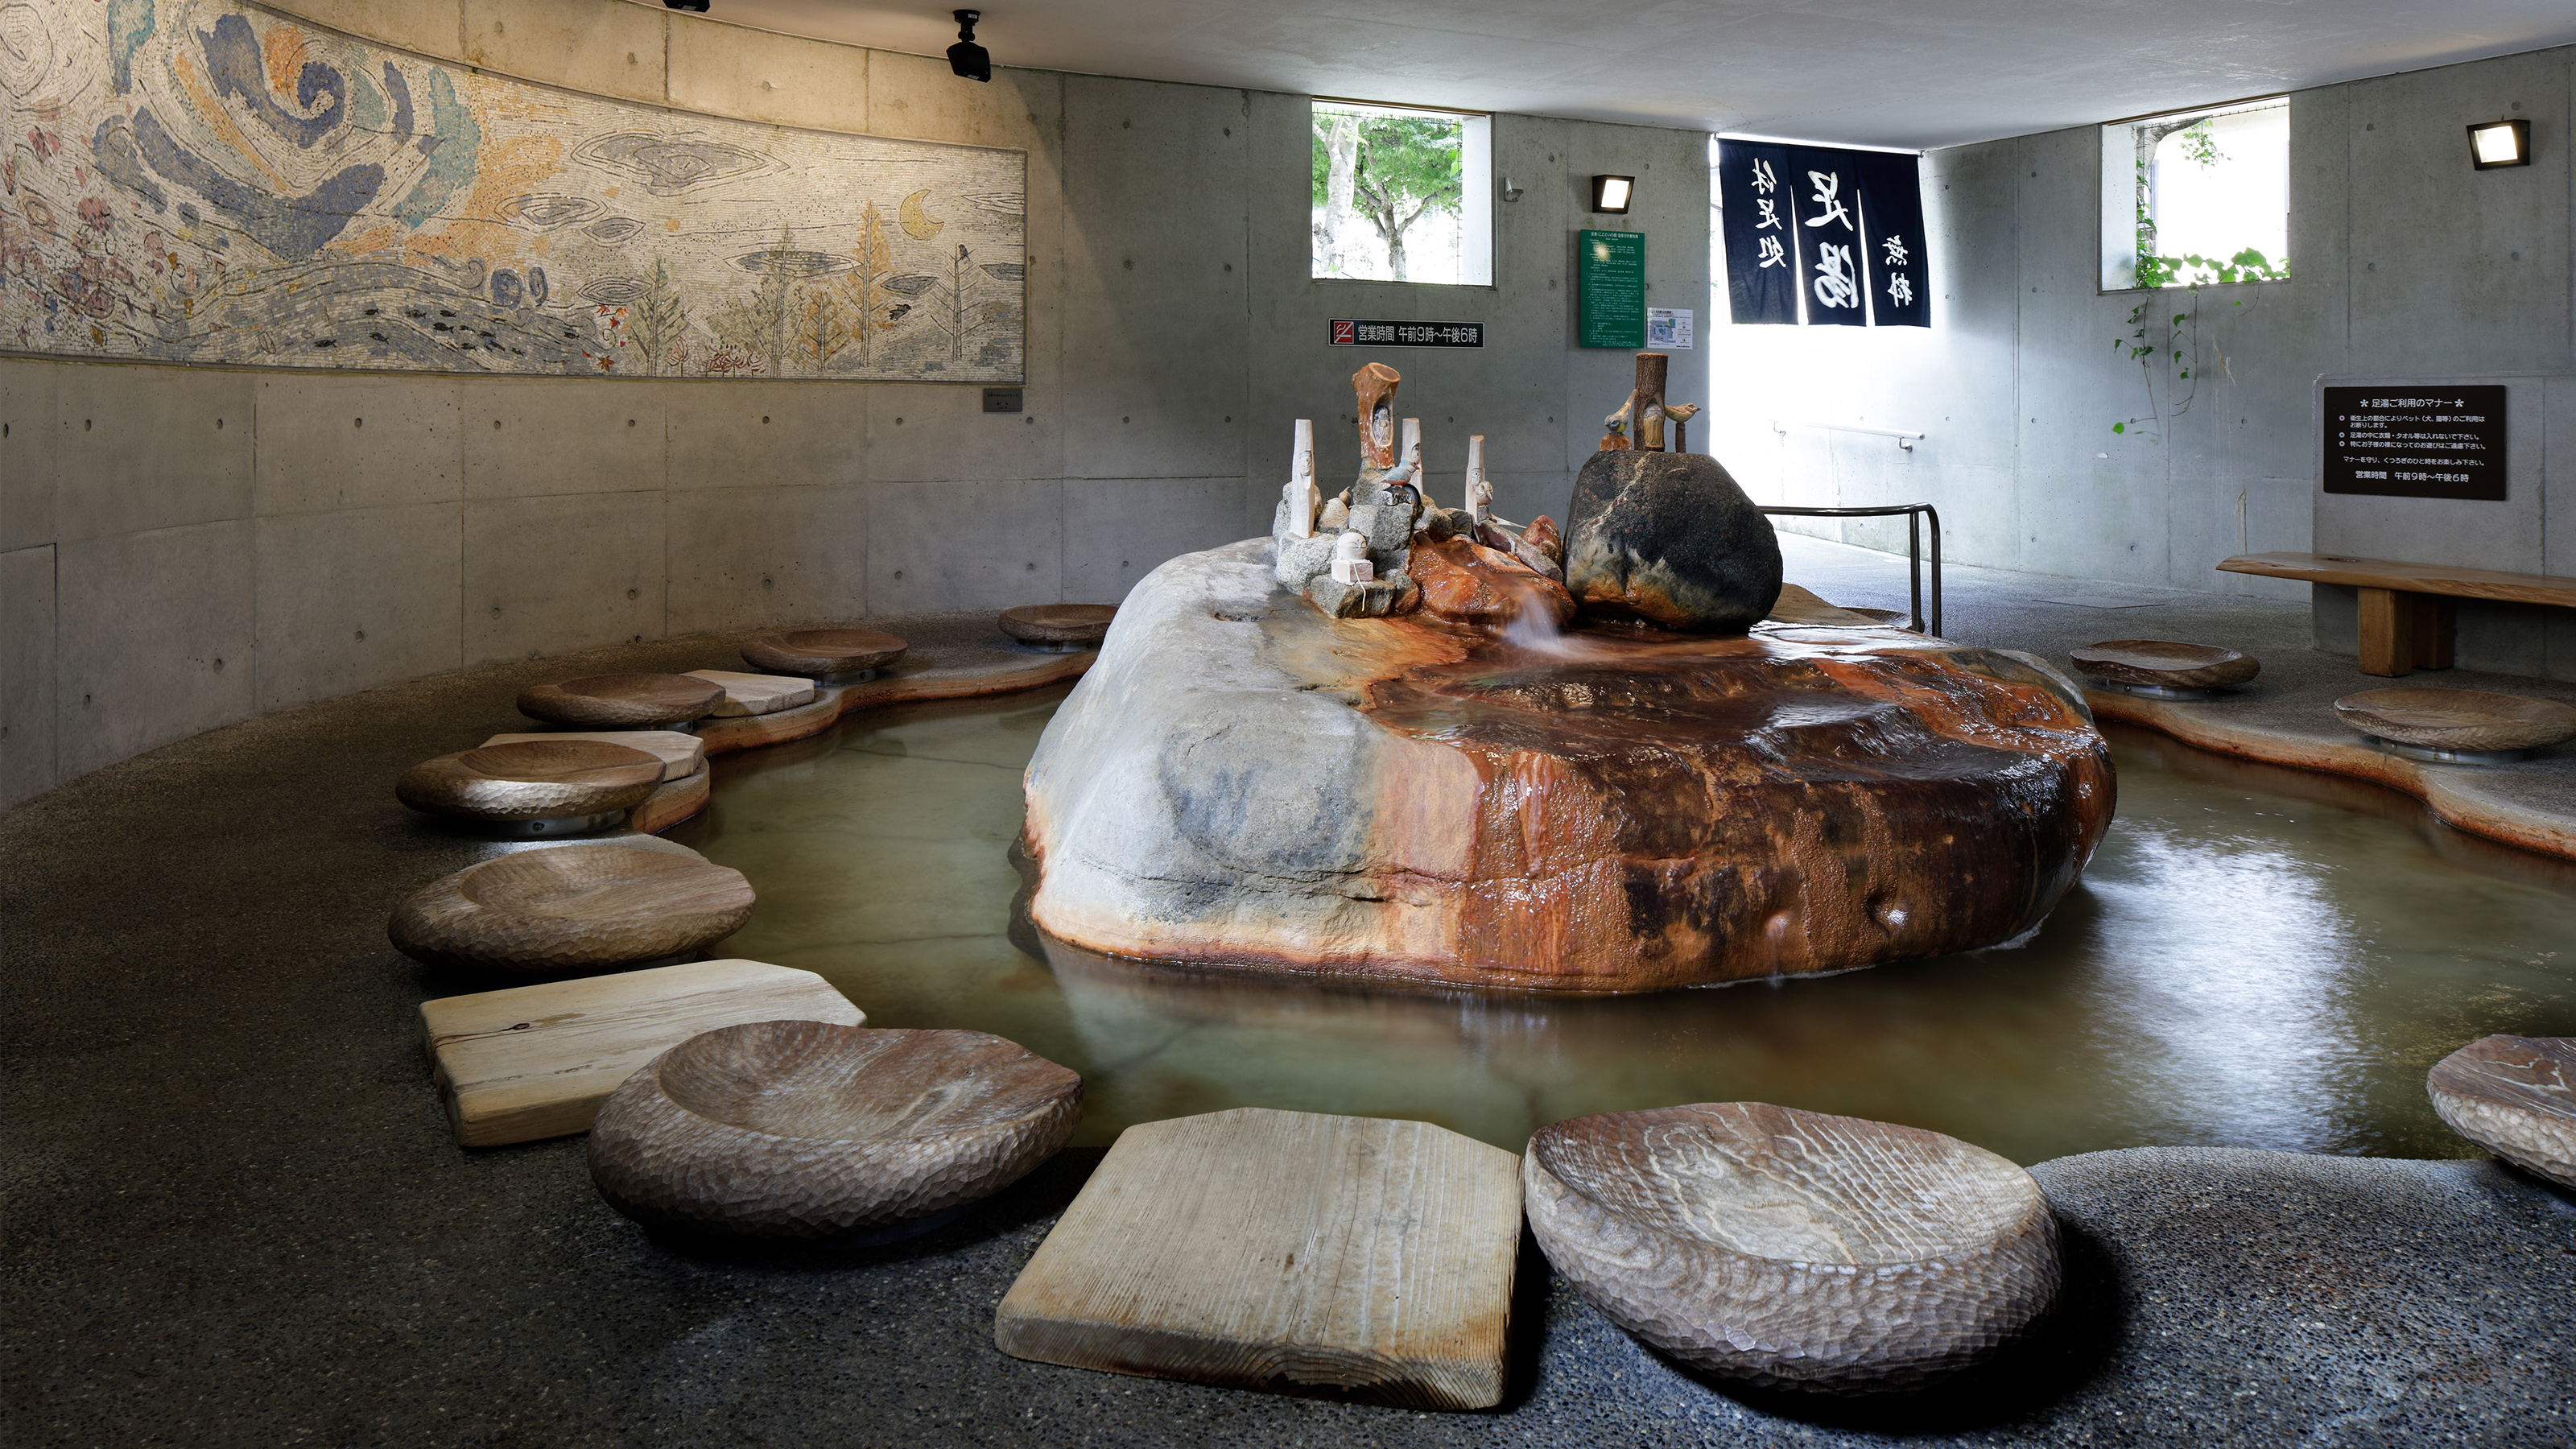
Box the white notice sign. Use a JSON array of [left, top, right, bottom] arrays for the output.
[[1647, 308, 1695, 349]]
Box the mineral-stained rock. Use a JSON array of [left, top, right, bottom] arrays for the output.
[[1022, 539, 2113, 994], [1522, 514, 1564, 565], [1410, 535, 1575, 635], [1564, 451, 1782, 634]]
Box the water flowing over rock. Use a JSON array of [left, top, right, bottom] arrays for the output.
[[1019, 540, 2114, 994]]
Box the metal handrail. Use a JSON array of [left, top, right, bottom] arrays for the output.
[[1757, 503, 1942, 637], [1772, 419, 1926, 451]]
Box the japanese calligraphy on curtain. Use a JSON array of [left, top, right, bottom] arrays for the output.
[[1716, 142, 1928, 330]]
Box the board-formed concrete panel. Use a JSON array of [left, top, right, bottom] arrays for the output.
[[0, 543, 56, 808], [54, 522, 255, 778], [52, 366, 253, 543], [665, 484, 868, 634], [461, 382, 671, 502], [663, 17, 869, 134], [254, 503, 464, 712], [459, 0, 667, 105], [665, 384, 866, 493], [462, 493, 664, 664], [0, 361, 59, 554], [1061, 477, 1248, 602], [866, 478, 1059, 615], [254, 376, 464, 517]]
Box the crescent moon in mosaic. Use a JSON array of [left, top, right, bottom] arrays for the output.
[[899, 189, 944, 240]]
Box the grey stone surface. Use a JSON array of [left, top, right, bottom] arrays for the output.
[[1565, 451, 1781, 634], [4, 599, 2571, 1446]]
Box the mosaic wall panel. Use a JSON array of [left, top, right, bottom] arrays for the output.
[[0, 0, 1027, 379]]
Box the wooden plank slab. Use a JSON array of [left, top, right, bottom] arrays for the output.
[[993, 1107, 1521, 1410], [483, 730, 705, 782], [420, 959, 863, 1148], [684, 669, 819, 716], [2218, 551, 2576, 608]]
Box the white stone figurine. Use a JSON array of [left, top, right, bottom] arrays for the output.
[[1283, 419, 1319, 538], [1401, 419, 1428, 509], [1330, 530, 1375, 585], [1464, 436, 1491, 524]]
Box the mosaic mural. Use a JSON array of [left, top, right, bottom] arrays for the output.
[[0, 0, 1027, 379]]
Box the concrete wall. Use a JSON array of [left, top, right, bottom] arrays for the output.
[[0, 0, 1710, 809], [1706, 44, 2576, 680]]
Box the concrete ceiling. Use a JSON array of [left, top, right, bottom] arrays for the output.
[[628, 0, 2576, 150]]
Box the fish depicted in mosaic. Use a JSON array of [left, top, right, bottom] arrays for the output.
[[0, 0, 1027, 380]]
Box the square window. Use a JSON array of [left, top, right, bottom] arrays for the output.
[[2099, 98, 2289, 290], [1311, 101, 1492, 287]]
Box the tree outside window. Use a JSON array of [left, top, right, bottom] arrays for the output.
[[1311, 101, 1492, 286]]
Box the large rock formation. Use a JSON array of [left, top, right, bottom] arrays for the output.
[[1563, 451, 1782, 633], [1020, 539, 2113, 994]]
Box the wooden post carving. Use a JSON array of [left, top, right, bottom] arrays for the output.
[[1352, 364, 1402, 469], [1631, 352, 1670, 452]]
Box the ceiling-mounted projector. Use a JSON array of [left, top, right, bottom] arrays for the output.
[[948, 10, 990, 82]]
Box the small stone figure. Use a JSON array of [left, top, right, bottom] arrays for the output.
[[1282, 419, 1319, 538], [1352, 364, 1402, 469], [1401, 419, 1428, 509], [1331, 530, 1375, 585], [1464, 436, 1492, 525]]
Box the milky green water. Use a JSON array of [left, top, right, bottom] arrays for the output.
[[670, 686, 2576, 1165]]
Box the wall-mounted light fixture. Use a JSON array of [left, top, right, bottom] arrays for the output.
[[1591, 175, 1634, 213], [948, 9, 991, 82], [661, 0, 708, 11], [2467, 118, 2530, 170], [1499, 177, 1525, 204]]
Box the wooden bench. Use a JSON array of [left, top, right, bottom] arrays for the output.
[[2217, 551, 2576, 677]]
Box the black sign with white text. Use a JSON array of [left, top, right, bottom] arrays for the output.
[[2323, 386, 2507, 501], [1329, 319, 1484, 348]]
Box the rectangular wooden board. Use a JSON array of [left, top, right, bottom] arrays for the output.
[[684, 670, 819, 716], [421, 959, 862, 1148], [2217, 552, 2576, 608], [483, 730, 706, 782], [993, 1107, 1521, 1410]]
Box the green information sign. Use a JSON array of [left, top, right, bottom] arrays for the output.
[[1578, 229, 1645, 349]]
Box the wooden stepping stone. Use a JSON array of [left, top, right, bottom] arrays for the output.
[[588, 1022, 1081, 1241], [482, 730, 704, 782], [741, 628, 909, 682], [397, 739, 664, 834], [682, 668, 818, 716], [998, 604, 1117, 650], [518, 672, 724, 729], [2428, 1034, 2576, 1188], [995, 1107, 1521, 1410], [388, 842, 754, 974], [2334, 687, 2576, 759], [1524, 1102, 2060, 1393], [421, 959, 864, 1148], [2071, 638, 2260, 692]]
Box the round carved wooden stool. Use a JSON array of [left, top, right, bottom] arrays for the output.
[[741, 628, 910, 683], [588, 1022, 1083, 1241], [2334, 687, 2576, 763], [396, 739, 665, 836], [2070, 639, 2260, 698], [998, 605, 1117, 651], [1524, 1102, 2060, 1393], [389, 842, 755, 973], [518, 673, 725, 729]]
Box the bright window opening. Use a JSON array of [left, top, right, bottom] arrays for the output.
[[2099, 98, 2289, 290], [1311, 101, 1492, 287]]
